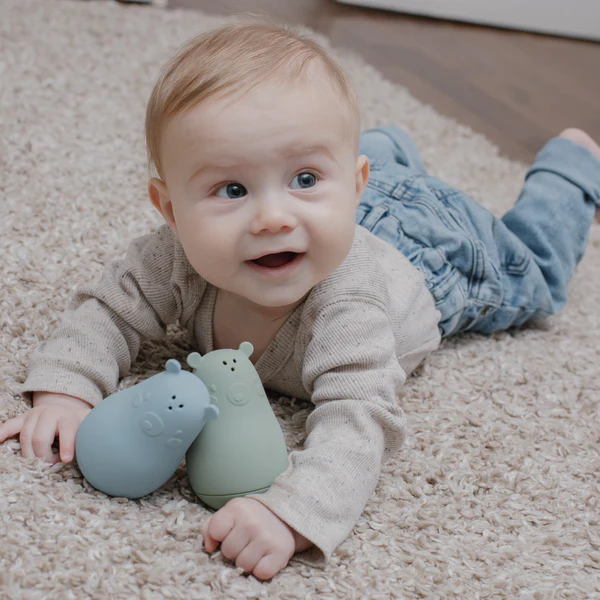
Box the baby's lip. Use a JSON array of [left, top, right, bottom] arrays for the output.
[[247, 249, 306, 261]]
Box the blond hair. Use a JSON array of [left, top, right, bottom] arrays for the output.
[[145, 17, 361, 180]]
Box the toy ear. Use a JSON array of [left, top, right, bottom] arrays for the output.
[[165, 359, 181, 374], [205, 405, 219, 421], [239, 341, 254, 357], [187, 352, 202, 370]]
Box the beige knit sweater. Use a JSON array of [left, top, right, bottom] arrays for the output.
[[22, 223, 441, 567]]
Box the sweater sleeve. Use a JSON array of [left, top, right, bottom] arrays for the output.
[[21, 226, 190, 406], [246, 297, 407, 568]]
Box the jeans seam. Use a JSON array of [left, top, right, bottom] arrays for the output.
[[366, 178, 395, 196], [390, 176, 424, 203]]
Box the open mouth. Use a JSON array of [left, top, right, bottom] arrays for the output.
[[250, 251, 301, 269]]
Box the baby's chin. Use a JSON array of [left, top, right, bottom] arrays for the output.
[[243, 285, 313, 312]]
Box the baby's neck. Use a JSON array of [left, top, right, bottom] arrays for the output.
[[220, 289, 309, 324], [212, 289, 309, 364]]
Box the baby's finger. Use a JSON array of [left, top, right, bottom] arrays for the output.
[[206, 507, 236, 546], [234, 541, 264, 575], [200, 519, 220, 553], [57, 418, 78, 463], [0, 414, 26, 443], [253, 551, 288, 581], [29, 413, 58, 463], [18, 412, 41, 459], [220, 526, 251, 561], [203, 536, 220, 554]]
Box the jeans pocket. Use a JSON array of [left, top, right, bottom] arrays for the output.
[[501, 247, 532, 276], [360, 204, 395, 235], [355, 205, 368, 226]]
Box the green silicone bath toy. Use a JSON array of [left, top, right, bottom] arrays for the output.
[[185, 342, 289, 509]]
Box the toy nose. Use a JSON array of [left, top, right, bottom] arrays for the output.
[[176, 395, 211, 419]]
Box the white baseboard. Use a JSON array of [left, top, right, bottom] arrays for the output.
[[335, 0, 600, 41]]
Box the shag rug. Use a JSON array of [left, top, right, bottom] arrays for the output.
[[1, 0, 599, 598]]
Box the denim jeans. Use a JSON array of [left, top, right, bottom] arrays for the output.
[[357, 126, 600, 338]]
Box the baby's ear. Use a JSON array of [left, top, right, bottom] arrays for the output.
[[355, 154, 370, 207], [148, 178, 178, 235]]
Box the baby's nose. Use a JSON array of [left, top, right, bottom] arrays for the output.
[[250, 197, 298, 234]]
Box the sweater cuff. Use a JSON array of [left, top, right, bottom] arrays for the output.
[[246, 484, 336, 569], [20, 369, 104, 407]]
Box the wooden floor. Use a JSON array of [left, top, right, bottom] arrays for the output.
[[167, 0, 600, 164]]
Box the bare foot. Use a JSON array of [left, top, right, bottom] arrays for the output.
[[559, 128, 600, 160], [562, 129, 600, 222]]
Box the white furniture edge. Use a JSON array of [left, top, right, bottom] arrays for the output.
[[335, 0, 600, 41]]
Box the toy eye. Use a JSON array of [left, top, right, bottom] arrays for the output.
[[179, 404, 183, 408], [233, 359, 237, 363], [172, 395, 176, 399], [168, 406, 172, 410], [223, 361, 227, 365]]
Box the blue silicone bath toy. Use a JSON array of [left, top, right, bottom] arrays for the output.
[[75, 359, 218, 498]]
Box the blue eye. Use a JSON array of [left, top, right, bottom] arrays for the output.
[[215, 183, 247, 199], [290, 172, 317, 189]]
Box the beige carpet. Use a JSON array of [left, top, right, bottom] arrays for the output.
[[1, 0, 599, 597]]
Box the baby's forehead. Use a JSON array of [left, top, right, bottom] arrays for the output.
[[229, 61, 345, 110], [159, 61, 359, 172], [179, 77, 347, 138]]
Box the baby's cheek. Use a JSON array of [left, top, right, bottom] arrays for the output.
[[179, 224, 218, 264]]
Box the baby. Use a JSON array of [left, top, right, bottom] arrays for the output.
[[2, 19, 600, 581]]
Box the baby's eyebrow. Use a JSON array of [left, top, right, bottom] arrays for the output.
[[188, 144, 337, 183], [280, 143, 336, 161], [187, 162, 237, 184]]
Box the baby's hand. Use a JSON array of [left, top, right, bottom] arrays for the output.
[[200, 497, 313, 580], [0, 392, 92, 464]]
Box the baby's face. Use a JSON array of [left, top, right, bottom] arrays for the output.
[[150, 64, 368, 315]]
